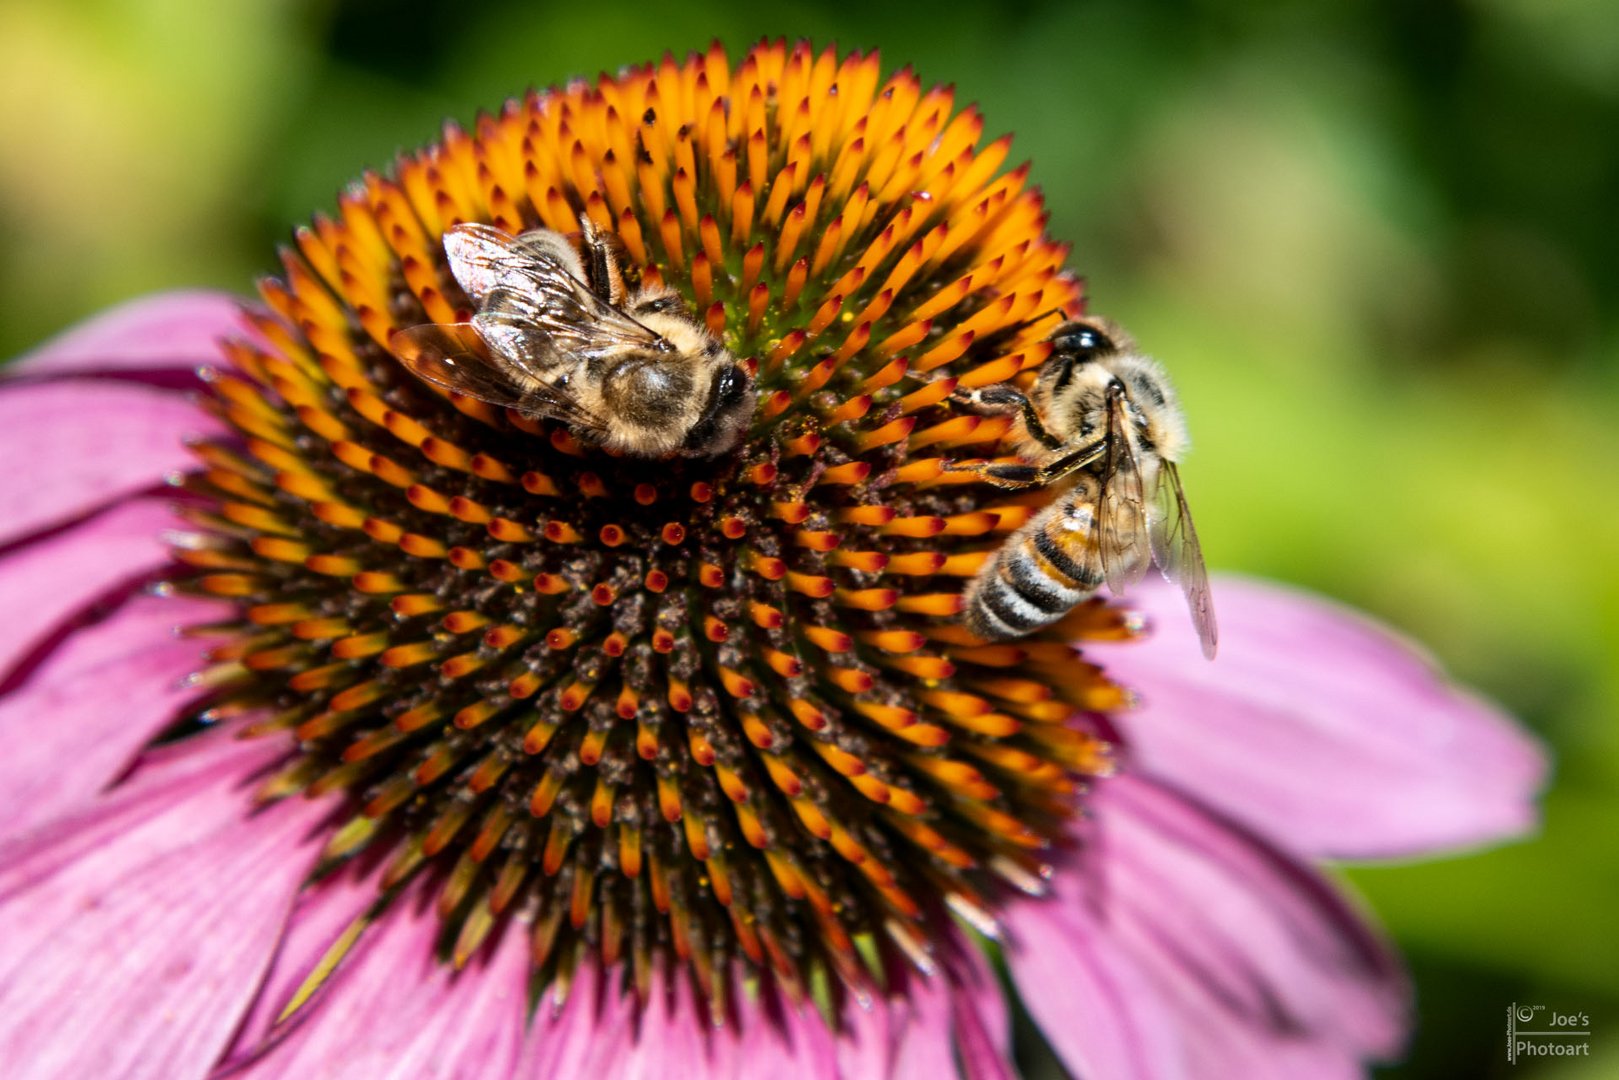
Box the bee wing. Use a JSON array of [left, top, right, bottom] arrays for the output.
[[447, 224, 665, 362], [1093, 392, 1152, 595], [390, 322, 534, 411], [472, 284, 661, 369], [443, 224, 580, 305], [390, 321, 610, 439], [1149, 460, 1218, 659], [467, 302, 620, 436]]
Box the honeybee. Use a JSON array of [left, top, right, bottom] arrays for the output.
[[391, 218, 755, 457], [956, 317, 1217, 658]]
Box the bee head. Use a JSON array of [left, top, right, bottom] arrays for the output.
[[622, 306, 755, 457], [1042, 318, 1130, 397], [682, 362, 755, 456], [1036, 317, 1188, 459]]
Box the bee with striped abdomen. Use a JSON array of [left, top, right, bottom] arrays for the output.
[[954, 317, 1217, 658]]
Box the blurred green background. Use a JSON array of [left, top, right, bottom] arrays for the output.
[[2, 0, 1614, 1075]]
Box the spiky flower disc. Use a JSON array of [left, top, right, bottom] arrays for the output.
[[175, 40, 1141, 1009]]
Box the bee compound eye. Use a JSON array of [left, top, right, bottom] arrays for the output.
[[681, 363, 753, 454], [1052, 324, 1115, 360], [715, 364, 749, 408]]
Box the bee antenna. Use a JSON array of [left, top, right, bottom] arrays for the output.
[[1011, 308, 1069, 336]]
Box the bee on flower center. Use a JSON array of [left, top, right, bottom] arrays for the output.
[[955, 316, 1218, 657], [391, 217, 756, 457]]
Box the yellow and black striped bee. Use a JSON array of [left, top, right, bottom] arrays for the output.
[[955, 317, 1216, 658], [392, 218, 754, 457]]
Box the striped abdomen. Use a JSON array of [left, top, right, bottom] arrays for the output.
[[963, 499, 1111, 640]]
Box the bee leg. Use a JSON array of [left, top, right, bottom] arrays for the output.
[[948, 435, 1111, 489], [578, 215, 628, 305], [951, 385, 1063, 451], [942, 459, 1043, 490], [951, 384, 1024, 414], [1027, 439, 1111, 485]]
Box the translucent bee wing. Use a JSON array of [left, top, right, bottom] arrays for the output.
[[445, 223, 666, 364], [470, 291, 571, 376], [443, 223, 583, 305], [1149, 460, 1218, 659], [467, 304, 622, 435], [390, 321, 609, 439], [1094, 392, 1152, 595], [390, 323, 534, 410], [473, 284, 663, 367]]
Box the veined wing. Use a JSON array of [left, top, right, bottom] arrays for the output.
[[1093, 388, 1152, 595], [1149, 460, 1217, 659], [445, 223, 665, 364], [391, 322, 533, 410], [472, 286, 664, 375], [443, 223, 582, 305], [389, 322, 609, 439]]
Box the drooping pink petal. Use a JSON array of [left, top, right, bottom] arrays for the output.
[[1003, 886, 1189, 1080], [1091, 575, 1546, 858], [889, 968, 960, 1078], [0, 593, 225, 837], [1005, 774, 1407, 1079], [614, 971, 710, 1080], [520, 964, 637, 1078], [0, 734, 325, 1080], [1122, 968, 1367, 1080], [1101, 776, 1406, 1056], [9, 291, 248, 380], [614, 969, 841, 1080], [829, 990, 897, 1080], [0, 499, 180, 681], [0, 380, 216, 548], [223, 890, 530, 1080], [725, 990, 841, 1080], [943, 935, 1015, 1080], [516, 966, 884, 1079], [215, 860, 390, 1067]]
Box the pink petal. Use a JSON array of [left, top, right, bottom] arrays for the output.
[[535, 972, 851, 1079], [615, 971, 711, 1080], [516, 966, 896, 1079], [1089, 575, 1547, 858], [225, 890, 530, 1080], [10, 291, 247, 379], [830, 991, 897, 1079], [1097, 777, 1406, 1056], [1125, 979, 1365, 1080], [0, 499, 180, 681], [1003, 887, 1190, 1080], [616, 969, 839, 1080], [728, 990, 841, 1075], [216, 862, 390, 1066], [0, 734, 325, 1080], [0, 380, 217, 548], [521, 964, 636, 1078], [1005, 774, 1407, 1079], [943, 937, 1015, 1080], [0, 593, 224, 837], [889, 970, 959, 1078]]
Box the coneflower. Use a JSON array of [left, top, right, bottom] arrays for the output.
[[0, 40, 1543, 1079]]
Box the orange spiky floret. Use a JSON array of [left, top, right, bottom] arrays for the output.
[[171, 39, 1146, 1013]]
